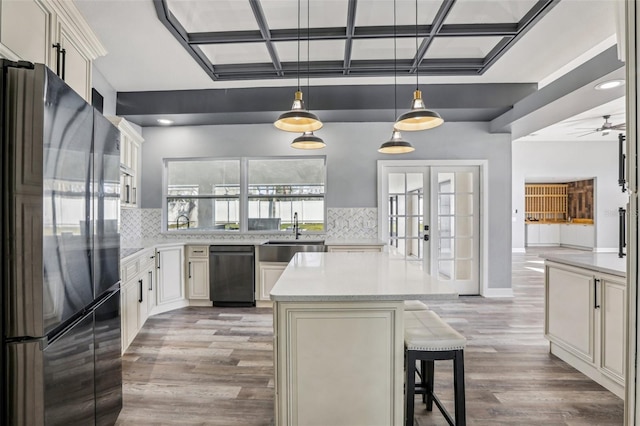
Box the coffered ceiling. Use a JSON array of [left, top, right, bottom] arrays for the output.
[[75, 0, 625, 137], [155, 0, 554, 81]]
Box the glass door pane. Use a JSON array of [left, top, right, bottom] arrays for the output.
[[386, 170, 428, 262], [431, 168, 480, 293]]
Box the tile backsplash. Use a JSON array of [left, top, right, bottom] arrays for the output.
[[121, 207, 378, 247]]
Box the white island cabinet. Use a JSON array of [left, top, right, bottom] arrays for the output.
[[270, 252, 457, 426], [543, 253, 626, 398]]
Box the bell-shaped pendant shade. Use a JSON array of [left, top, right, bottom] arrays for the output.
[[274, 91, 323, 132], [291, 131, 326, 149], [395, 90, 443, 131], [378, 129, 415, 154]]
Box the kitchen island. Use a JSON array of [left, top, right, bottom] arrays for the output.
[[542, 252, 627, 398], [270, 252, 457, 426]]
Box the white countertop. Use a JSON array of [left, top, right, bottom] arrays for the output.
[[270, 252, 458, 302], [541, 252, 626, 277]]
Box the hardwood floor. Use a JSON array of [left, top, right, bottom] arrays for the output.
[[115, 248, 624, 425]]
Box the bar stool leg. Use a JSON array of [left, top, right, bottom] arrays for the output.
[[453, 350, 466, 426], [405, 351, 417, 426], [425, 360, 434, 411]]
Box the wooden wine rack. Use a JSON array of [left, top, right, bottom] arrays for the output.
[[525, 184, 568, 222]]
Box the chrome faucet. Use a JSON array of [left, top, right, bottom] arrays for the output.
[[176, 214, 190, 229], [293, 212, 301, 239]]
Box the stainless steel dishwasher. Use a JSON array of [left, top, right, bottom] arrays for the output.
[[209, 245, 255, 307]]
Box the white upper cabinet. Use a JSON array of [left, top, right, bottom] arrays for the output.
[[107, 117, 144, 208], [0, 0, 106, 100]]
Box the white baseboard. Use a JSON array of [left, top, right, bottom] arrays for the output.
[[189, 299, 213, 307], [482, 288, 514, 298], [593, 247, 619, 253], [512, 248, 526, 253]]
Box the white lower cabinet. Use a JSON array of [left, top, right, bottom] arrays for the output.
[[156, 245, 186, 312], [187, 245, 211, 304], [120, 248, 155, 353], [545, 261, 626, 398], [259, 262, 287, 301]]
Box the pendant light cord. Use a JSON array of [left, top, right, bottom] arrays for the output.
[[393, 0, 397, 119], [415, 0, 419, 90], [307, 0, 311, 110], [297, 0, 300, 92]]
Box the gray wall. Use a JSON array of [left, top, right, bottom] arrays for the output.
[[91, 66, 117, 116], [140, 121, 512, 289]]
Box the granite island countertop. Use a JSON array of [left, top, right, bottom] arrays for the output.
[[270, 251, 457, 302], [540, 252, 626, 277]]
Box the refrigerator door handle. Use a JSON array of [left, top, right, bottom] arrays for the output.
[[52, 43, 61, 76], [60, 48, 66, 80]]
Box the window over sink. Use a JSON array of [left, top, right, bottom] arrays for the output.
[[163, 156, 326, 233]]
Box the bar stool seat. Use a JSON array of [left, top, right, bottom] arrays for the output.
[[403, 300, 429, 311], [404, 310, 466, 426]]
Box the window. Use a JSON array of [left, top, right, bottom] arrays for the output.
[[163, 157, 326, 233]]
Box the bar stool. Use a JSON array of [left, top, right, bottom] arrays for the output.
[[404, 310, 467, 426], [403, 300, 429, 311]]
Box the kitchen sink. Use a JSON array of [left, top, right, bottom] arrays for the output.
[[259, 240, 326, 262]]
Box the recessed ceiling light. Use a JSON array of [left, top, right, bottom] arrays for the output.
[[595, 80, 625, 90], [157, 118, 173, 125]]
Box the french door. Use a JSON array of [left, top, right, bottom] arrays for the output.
[[380, 165, 480, 295]]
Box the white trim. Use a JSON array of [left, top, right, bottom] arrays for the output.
[[0, 44, 20, 61], [512, 248, 526, 253], [46, 0, 107, 59], [593, 247, 620, 253], [482, 288, 514, 298]]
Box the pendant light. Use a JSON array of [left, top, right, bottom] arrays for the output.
[[291, 0, 325, 149], [274, 0, 323, 133], [292, 131, 326, 149], [379, 0, 414, 154], [394, 0, 443, 131]]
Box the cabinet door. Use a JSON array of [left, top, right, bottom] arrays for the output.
[[600, 275, 626, 383], [157, 246, 184, 306], [137, 276, 149, 327], [545, 264, 595, 363], [53, 18, 91, 100], [0, 0, 53, 63], [121, 280, 140, 352], [188, 259, 209, 300], [259, 262, 287, 301]]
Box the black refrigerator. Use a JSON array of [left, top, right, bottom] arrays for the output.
[[0, 60, 122, 425]]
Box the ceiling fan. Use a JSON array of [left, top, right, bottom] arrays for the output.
[[578, 115, 626, 137]]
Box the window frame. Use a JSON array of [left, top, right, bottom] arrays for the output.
[[162, 155, 327, 234]]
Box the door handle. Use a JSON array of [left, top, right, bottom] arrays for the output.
[[594, 278, 600, 309], [138, 279, 143, 303], [156, 252, 160, 269], [149, 270, 153, 291], [60, 48, 66, 80], [423, 234, 429, 241], [188, 261, 192, 279], [52, 43, 61, 76]]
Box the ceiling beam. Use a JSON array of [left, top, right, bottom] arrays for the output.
[[248, 0, 284, 77], [343, 0, 358, 75], [152, 0, 218, 80], [410, 0, 457, 73]]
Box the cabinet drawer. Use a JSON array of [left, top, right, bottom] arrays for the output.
[[188, 245, 209, 258], [122, 258, 140, 282]]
